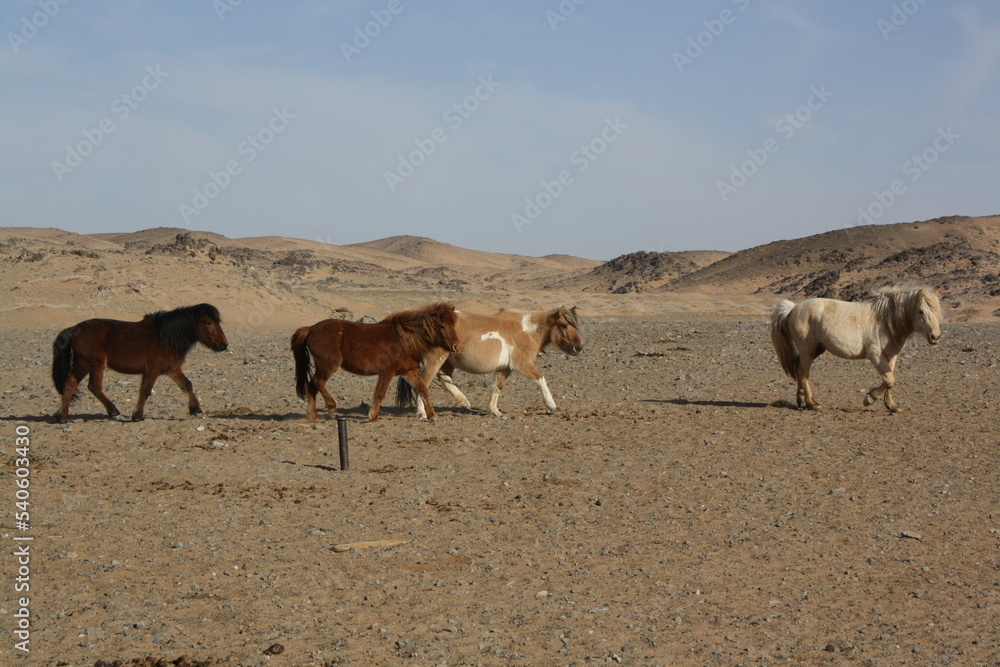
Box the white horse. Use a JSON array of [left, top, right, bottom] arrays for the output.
[[398, 306, 582, 417], [770, 285, 942, 412]]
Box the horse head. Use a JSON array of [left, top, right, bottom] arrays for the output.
[[550, 306, 583, 356], [428, 303, 462, 356], [914, 289, 942, 345], [196, 304, 229, 352]]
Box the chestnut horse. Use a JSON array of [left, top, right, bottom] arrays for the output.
[[770, 285, 942, 412], [399, 306, 582, 417], [291, 302, 461, 422], [52, 303, 229, 422]]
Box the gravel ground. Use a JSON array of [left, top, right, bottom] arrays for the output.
[[1, 319, 998, 665]]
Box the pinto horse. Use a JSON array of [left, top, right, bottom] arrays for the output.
[[399, 306, 582, 417], [291, 302, 461, 422], [52, 303, 229, 422], [770, 285, 941, 412]]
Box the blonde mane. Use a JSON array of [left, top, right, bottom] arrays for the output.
[[867, 285, 940, 348]]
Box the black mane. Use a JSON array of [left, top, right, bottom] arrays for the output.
[[147, 303, 221, 355]]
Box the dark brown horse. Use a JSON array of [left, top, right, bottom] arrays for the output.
[[291, 302, 461, 422], [52, 303, 229, 422]]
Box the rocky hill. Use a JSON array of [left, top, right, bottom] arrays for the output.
[[1, 215, 998, 328], [582, 250, 730, 294], [665, 215, 1000, 312]]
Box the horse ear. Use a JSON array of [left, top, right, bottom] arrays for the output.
[[559, 305, 579, 326]]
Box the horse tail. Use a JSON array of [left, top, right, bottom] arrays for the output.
[[291, 326, 313, 400], [770, 300, 799, 378], [395, 376, 417, 408], [52, 326, 77, 399]]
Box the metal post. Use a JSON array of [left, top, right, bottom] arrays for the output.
[[336, 415, 350, 471]]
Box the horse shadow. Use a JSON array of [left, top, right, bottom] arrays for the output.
[[0, 413, 72, 424], [644, 399, 873, 414], [643, 398, 772, 409], [2, 403, 476, 425]]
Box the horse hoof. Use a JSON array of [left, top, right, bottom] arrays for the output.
[[130, 414, 144, 422]]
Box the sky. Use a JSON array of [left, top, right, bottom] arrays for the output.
[[2, 1, 999, 261]]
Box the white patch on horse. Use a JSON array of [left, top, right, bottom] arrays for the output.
[[521, 313, 537, 334], [481, 331, 514, 368]]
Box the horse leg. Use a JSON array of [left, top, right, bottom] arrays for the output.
[[131, 373, 158, 422], [87, 363, 125, 421], [308, 363, 339, 422], [883, 355, 900, 413], [864, 354, 898, 412], [411, 350, 448, 419], [406, 369, 438, 421], [368, 371, 394, 422], [435, 360, 472, 410], [516, 359, 558, 414], [168, 369, 203, 417], [488, 369, 512, 417], [56, 370, 83, 422], [796, 353, 820, 409]]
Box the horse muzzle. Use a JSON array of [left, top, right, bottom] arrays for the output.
[[215, 341, 229, 352], [451, 344, 462, 355], [928, 335, 941, 345], [568, 345, 583, 356]]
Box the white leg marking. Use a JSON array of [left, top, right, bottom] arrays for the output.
[[536, 376, 557, 412], [439, 373, 471, 409], [416, 395, 427, 420], [488, 384, 502, 416]]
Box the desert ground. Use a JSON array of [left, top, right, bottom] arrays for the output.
[[1, 221, 998, 665]]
